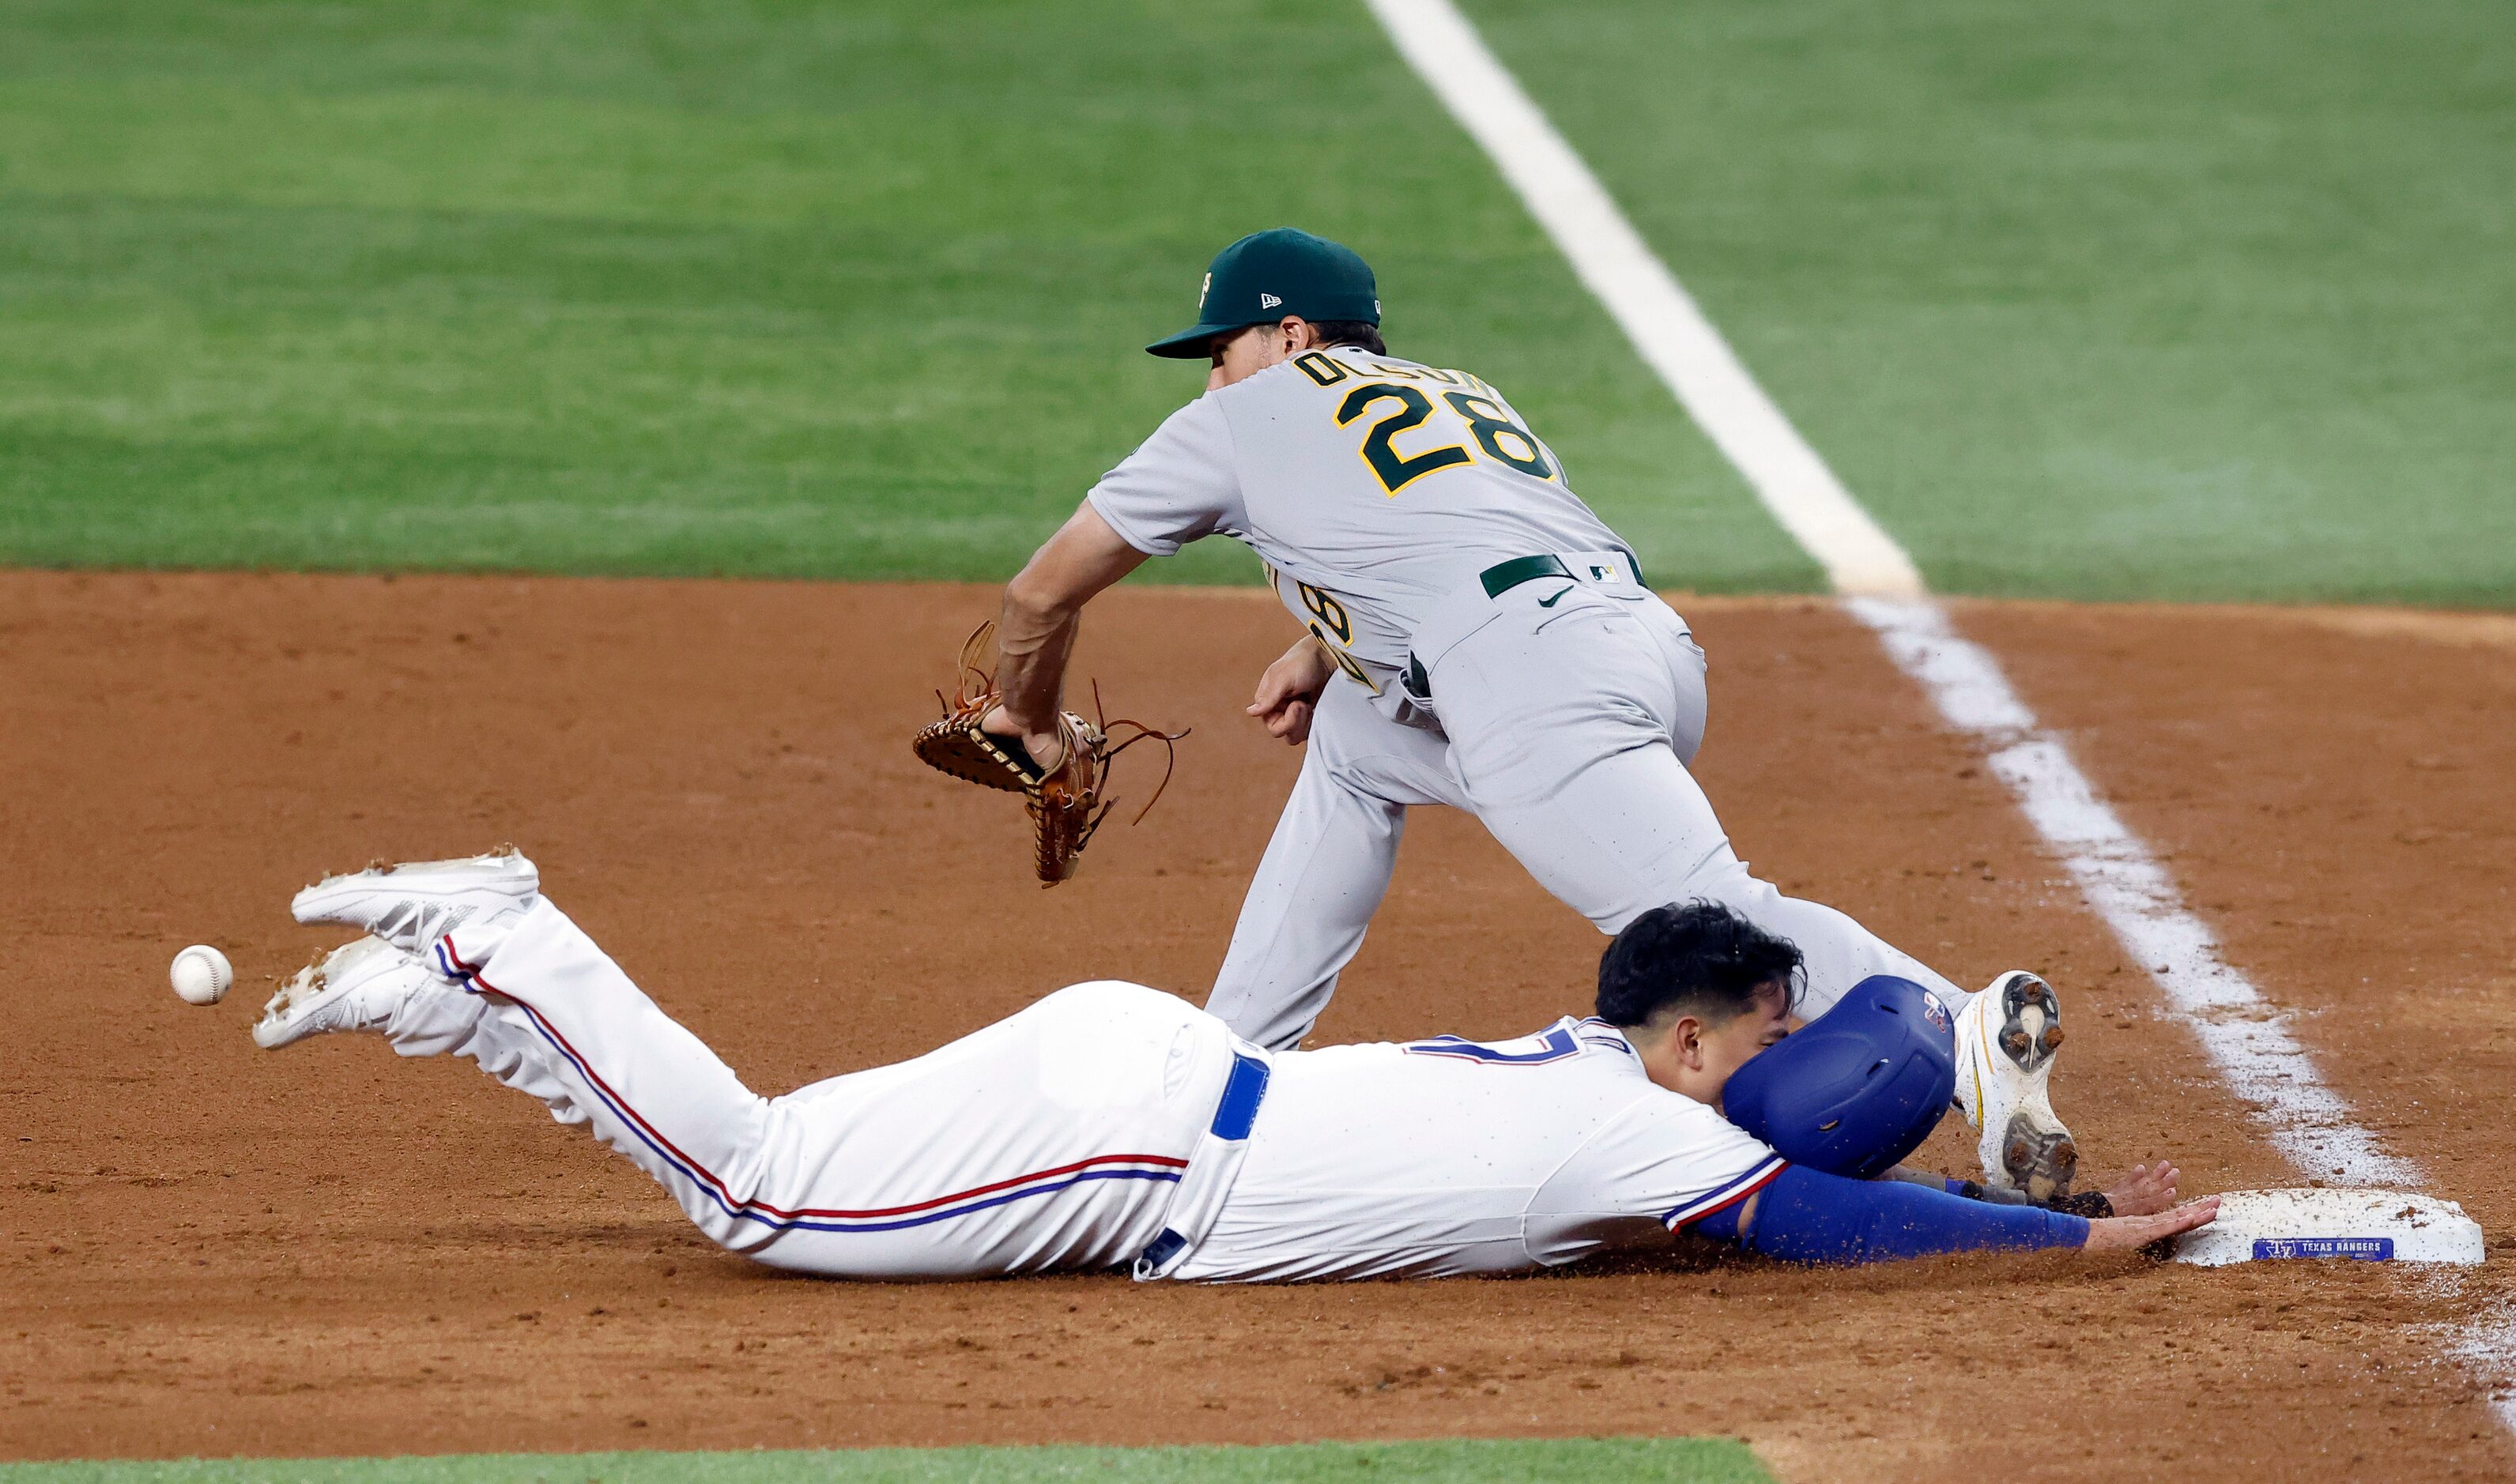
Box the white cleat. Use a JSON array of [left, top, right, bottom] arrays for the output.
[[1953, 970, 2077, 1200], [252, 936, 434, 1050], [292, 846, 539, 953]]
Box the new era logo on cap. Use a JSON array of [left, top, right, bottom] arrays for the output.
[[1259, 292, 1283, 310]]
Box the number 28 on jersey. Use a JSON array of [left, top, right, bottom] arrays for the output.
[[1295, 351, 1555, 495]]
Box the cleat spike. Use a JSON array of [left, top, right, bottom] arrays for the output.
[[1955, 972, 2077, 1196]]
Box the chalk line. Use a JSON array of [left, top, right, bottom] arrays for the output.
[[2442, 1279, 2516, 1432], [1851, 596, 2419, 1186], [1364, 0, 2495, 1406]]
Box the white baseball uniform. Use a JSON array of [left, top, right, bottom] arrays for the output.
[[1084, 344, 1964, 1049], [397, 899, 1785, 1282]]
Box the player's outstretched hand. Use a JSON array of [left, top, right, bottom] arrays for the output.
[[2103, 1162, 2182, 1217], [1247, 636, 1337, 746], [2080, 1196, 2219, 1252]]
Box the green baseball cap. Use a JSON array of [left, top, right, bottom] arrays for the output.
[[1145, 228, 1380, 359]]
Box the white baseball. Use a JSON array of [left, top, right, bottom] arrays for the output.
[[169, 944, 233, 1006]]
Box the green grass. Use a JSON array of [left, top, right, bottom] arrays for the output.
[[6, 1, 2507, 601], [0, 0, 1809, 591], [0, 1439, 1771, 1484], [1469, 0, 2516, 605]]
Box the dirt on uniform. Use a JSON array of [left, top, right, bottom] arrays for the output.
[[2, 572, 2511, 1482]]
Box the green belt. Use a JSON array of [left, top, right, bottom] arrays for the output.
[[1478, 550, 1645, 599], [1478, 553, 1571, 598], [1415, 552, 1646, 701]]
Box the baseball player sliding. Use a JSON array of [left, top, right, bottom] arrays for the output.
[[941, 228, 2077, 1200], [256, 849, 2209, 1280]]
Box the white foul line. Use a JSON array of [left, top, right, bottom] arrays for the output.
[[1360, 0, 2499, 1398], [1850, 596, 2418, 1187]]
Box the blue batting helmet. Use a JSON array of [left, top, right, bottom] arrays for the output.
[[1722, 975, 1957, 1179]]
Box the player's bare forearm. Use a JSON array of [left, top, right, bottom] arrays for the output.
[[988, 503, 1149, 755], [990, 595, 1080, 740]]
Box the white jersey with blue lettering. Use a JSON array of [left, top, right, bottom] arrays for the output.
[[1086, 344, 1635, 712], [398, 898, 1780, 1286], [1168, 1015, 1786, 1283]]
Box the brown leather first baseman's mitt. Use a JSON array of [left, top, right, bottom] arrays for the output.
[[911, 623, 1186, 887]]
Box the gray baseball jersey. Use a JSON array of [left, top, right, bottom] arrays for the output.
[[1087, 345, 1635, 711]]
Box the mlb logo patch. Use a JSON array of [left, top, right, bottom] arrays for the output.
[[1922, 995, 1952, 1034]]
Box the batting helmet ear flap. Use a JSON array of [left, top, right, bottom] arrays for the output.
[[1720, 976, 1959, 1179]]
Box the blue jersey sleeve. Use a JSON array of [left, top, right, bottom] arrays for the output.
[[1691, 1164, 2089, 1264]]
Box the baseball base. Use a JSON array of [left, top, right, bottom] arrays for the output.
[[2172, 1187, 2484, 1266]]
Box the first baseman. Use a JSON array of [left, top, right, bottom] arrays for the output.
[[964, 228, 2076, 1197], [255, 850, 2207, 1279]]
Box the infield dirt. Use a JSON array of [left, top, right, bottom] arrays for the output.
[[4, 574, 2511, 1481]]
